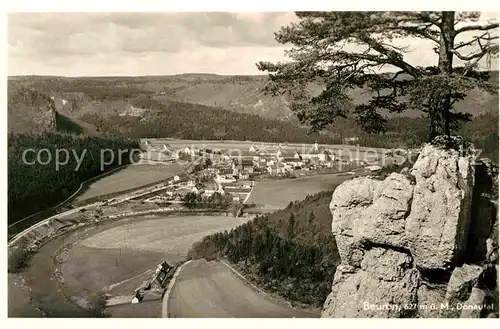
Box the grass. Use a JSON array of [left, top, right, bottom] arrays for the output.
[[79, 216, 249, 255], [75, 163, 184, 202], [56, 215, 251, 316], [15, 214, 250, 318], [246, 173, 354, 210]]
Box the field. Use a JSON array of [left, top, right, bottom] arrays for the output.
[[34, 215, 249, 317], [167, 259, 319, 318], [75, 162, 184, 202], [246, 173, 355, 210], [77, 215, 247, 256]]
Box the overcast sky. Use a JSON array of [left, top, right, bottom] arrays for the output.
[[8, 12, 499, 76]]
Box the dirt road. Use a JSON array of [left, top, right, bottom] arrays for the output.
[[167, 259, 319, 318]]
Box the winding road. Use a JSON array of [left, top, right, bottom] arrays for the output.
[[9, 148, 365, 318], [164, 259, 319, 318]]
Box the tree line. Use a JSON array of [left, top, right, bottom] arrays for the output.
[[79, 97, 338, 144], [188, 190, 339, 307], [8, 132, 140, 224], [77, 95, 498, 163], [182, 192, 233, 210]]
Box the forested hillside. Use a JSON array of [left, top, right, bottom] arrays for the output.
[[79, 97, 336, 143], [8, 74, 498, 162], [9, 72, 499, 120], [189, 190, 339, 307], [8, 132, 139, 223]]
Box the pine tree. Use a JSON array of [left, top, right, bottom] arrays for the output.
[[287, 212, 296, 239], [257, 12, 499, 139]]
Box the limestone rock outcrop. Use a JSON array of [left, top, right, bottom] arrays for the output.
[[322, 136, 498, 318]]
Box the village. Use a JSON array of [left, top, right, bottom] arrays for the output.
[[137, 141, 389, 209]]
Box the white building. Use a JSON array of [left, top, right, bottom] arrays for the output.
[[300, 147, 332, 162], [215, 173, 236, 184], [281, 157, 304, 168], [267, 163, 286, 175]]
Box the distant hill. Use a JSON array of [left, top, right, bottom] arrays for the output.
[[7, 72, 498, 154], [78, 97, 337, 144], [8, 72, 498, 121]]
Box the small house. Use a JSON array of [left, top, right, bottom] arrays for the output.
[[241, 159, 254, 173], [215, 173, 236, 184], [267, 163, 286, 175], [282, 157, 303, 168]]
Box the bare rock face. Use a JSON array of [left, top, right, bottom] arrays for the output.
[[322, 136, 498, 318], [356, 173, 414, 248], [8, 87, 57, 133], [323, 248, 418, 318], [406, 141, 476, 270], [330, 177, 380, 266], [445, 264, 484, 305], [460, 288, 487, 318]]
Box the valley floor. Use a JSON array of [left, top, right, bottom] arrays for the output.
[[167, 259, 319, 318], [75, 163, 185, 202], [11, 215, 250, 317]]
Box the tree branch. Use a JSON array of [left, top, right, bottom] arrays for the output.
[[451, 49, 487, 61], [358, 35, 422, 77], [453, 32, 490, 50], [455, 22, 499, 35]]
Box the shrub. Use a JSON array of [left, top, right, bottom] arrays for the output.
[[187, 239, 218, 261], [8, 238, 33, 273], [87, 293, 109, 318]]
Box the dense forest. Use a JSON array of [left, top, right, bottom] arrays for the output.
[[328, 112, 498, 162], [8, 132, 140, 224], [9, 80, 498, 163], [79, 97, 337, 144], [78, 95, 499, 163], [188, 190, 339, 307]]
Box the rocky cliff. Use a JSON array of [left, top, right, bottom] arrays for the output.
[[322, 136, 499, 318], [8, 87, 57, 133]]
